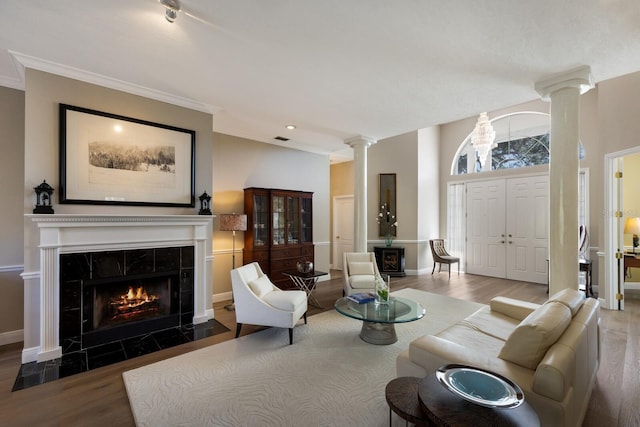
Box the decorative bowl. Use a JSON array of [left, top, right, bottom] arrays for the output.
[[296, 261, 313, 273]]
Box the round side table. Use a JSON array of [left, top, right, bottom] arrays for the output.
[[385, 377, 427, 426], [418, 374, 540, 426]]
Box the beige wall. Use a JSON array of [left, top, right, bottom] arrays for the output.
[[20, 69, 214, 349], [368, 129, 440, 273], [211, 133, 331, 297], [0, 86, 25, 338]]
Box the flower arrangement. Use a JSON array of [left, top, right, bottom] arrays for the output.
[[375, 273, 389, 304], [376, 203, 398, 246]]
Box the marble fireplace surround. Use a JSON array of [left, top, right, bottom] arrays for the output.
[[25, 214, 213, 363]]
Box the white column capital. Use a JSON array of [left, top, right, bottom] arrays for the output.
[[535, 66, 594, 101], [345, 135, 377, 149]]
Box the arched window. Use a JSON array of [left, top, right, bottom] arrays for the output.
[[451, 112, 551, 175]]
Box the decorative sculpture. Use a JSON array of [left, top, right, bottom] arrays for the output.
[[33, 180, 54, 214], [198, 191, 212, 215]]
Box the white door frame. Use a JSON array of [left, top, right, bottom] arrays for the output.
[[332, 195, 354, 270]]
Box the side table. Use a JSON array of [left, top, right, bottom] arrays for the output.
[[282, 270, 327, 308], [385, 377, 426, 427], [417, 374, 540, 426]]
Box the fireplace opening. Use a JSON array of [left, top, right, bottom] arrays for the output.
[[82, 273, 181, 348], [85, 274, 179, 334], [60, 246, 195, 352]]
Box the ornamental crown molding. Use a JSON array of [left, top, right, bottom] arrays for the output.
[[9, 51, 220, 115], [26, 214, 213, 227]]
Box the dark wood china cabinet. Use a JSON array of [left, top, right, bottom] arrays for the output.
[[243, 187, 314, 288]]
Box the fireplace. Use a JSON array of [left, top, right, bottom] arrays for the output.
[[25, 214, 213, 363], [60, 246, 194, 352]]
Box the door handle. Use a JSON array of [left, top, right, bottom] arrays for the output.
[[500, 240, 505, 244]]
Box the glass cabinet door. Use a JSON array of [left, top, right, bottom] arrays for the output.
[[301, 197, 312, 243], [287, 196, 300, 244], [253, 193, 268, 247], [272, 195, 285, 245]]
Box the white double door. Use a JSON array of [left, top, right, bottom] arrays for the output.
[[466, 175, 549, 284]]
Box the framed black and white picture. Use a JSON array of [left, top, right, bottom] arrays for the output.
[[59, 104, 195, 207]]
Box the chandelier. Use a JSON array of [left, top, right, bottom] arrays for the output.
[[471, 112, 497, 168]]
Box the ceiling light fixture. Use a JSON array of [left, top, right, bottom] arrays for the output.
[[160, 0, 180, 23], [285, 125, 296, 130], [471, 112, 496, 169]]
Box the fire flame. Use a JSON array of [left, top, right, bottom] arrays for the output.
[[121, 286, 155, 307]]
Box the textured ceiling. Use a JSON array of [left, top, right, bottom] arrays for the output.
[[1, 0, 639, 162]]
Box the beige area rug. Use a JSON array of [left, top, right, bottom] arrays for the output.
[[123, 289, 483, 427]]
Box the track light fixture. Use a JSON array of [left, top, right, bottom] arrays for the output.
[[160, 0, 180, 23]]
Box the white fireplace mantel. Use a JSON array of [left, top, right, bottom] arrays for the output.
[[24, 214, 214, 363]]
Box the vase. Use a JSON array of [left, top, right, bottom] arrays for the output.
[[384, 233, 393, 247], [375, 276, 390, 305]]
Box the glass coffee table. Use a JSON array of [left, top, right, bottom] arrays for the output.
[[334, 296, 426, 345]]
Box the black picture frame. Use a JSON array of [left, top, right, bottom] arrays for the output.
[[59, 104, 195, 207]]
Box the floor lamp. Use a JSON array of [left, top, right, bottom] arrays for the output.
[[220, 213, 247, 311]]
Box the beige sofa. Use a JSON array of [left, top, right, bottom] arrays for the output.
[[396, 289, 600, 427]]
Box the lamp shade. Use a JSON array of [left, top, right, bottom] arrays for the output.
[[624, 217, 640, 235], [220, 214, 247, 232]]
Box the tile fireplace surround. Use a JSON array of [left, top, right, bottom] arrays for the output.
[[23, 214, 213, 364]]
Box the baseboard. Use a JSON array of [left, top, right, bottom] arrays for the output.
[[0, 329, 23, 346], [213, 291, 232, 304], [0, 265, 23, 273], [22, 346, 39, 364]]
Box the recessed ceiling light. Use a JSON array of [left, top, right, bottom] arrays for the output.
[[285, 125, 296, 130]]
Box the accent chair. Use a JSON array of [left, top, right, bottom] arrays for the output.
[[230, 262, 307, 345]]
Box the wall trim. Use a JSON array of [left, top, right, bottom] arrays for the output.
[[0, 265, 23, 273], [0, 329, 23, 346], [9, 50, 219, 115]]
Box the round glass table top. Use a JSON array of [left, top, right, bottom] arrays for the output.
[[334, 296, 426, 324]]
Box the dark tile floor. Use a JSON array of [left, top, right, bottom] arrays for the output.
[[12, 319, 229, 391]]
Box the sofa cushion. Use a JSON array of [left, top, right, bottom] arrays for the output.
[[349, 261, 375, 276], [548, 288, 584, 316], [263, 290, 306, 311], [249, 275, 275, 298], [498, 301, 572, 370]]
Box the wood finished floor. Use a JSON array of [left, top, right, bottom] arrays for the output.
[[0, 271, 637, 426]]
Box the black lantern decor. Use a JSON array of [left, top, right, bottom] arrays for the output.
[[33, 180, 55, 214], [198, 191, 212, 215]]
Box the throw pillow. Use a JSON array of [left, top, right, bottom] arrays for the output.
[[349, 261, 375, 276], [249, 275, 275, 298], [498, 301, 572, 370]]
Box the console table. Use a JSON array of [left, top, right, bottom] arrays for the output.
[[374, 246, 406, 277]]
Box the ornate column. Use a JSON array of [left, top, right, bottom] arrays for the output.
[[345, 136, 377, 252], [535, 66, 594, 296]]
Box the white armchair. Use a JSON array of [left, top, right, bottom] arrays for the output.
[[230, 262, 308, 345], [342, 252, 381, 296]]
